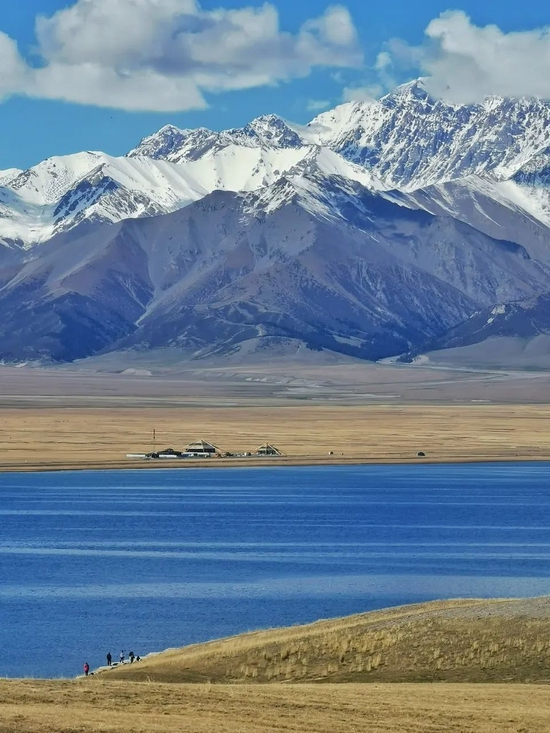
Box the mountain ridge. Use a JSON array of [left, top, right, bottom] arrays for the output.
[[2, 81, 550, 365]]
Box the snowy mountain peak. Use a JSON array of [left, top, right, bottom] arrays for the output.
[[9, 152, 105, 202], [158, 123, 186, 135], [301, 81, 550, 190], [128, 124, 202, 160], [128, 114, 306, 165], [308, 80, 432, 130], [7, 79, 550, 253], [234, 114, 305, 148], [380, 78, 431, 106], [307, 100, 372, 136]]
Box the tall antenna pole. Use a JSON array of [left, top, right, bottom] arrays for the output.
[[153, 428, 156, 453]]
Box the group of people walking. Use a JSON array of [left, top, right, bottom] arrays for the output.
[[82, 649, 142, 676], [106, 650, 141, 666]]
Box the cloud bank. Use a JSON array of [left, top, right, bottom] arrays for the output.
[[0, 0, 361, 112], [2, 4, 550, 113], [381, 11, 550, 103]]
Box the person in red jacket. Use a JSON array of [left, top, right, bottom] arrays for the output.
[[83, 662, 90, 677]]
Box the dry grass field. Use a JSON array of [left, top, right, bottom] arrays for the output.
[[106, 598, 550, 684], [1, 680, 550, 733], [0, 362, 549, 469], [0, 403, 549, 471]]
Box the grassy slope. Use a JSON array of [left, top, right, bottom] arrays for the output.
[[4, 600, 550, 733], [105, 598, 550, 684]]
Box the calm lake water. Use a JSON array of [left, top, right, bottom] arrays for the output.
[[1, 463, 550, 678]]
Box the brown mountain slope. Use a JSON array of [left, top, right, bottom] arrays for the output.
[[104, 598, 550, 684]]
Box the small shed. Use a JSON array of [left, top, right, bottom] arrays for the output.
[[146, 447, 183, 459], [256, 443, 282, 457], [184, 439, 219, 456], [158, 448, 182, 458]]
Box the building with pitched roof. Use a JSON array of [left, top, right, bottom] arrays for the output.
[[184, 439, 220, 457], [256, 443, 283, 457]]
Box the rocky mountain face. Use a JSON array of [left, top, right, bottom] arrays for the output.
[[426, 294, 550, 352], [2, 81, 550, 364]]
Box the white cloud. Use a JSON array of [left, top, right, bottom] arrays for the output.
[[342, 85, 381, 103], [302, 5, 358, 47], [0, 33, 29, 97], [306, 99, 331, 112], [381, 11, 550, 103], [0, 0, 362, 112]]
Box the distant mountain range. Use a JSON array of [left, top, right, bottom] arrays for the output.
[[3, 79, 550, 366]]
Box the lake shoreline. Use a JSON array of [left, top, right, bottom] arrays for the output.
[[98, 597, 550, 685], [0, 453, 549, 474], [3, 463, 550, 680], [24, 596, 550, 681]]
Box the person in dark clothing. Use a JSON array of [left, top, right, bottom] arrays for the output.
[[106, 652, 112, 667], [129, 651, 135, 663], [120, 650, 125, 664], [83, 662, 90, 677]]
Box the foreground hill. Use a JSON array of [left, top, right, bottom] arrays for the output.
[[1, 681, 549, 733], [105, 598, 550, 684], [4, 598, 550, 732]]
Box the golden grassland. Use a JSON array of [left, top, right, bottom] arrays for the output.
[[106, 599, 550, 684], [3, 601, 550, 732], [1, 680, 550, 733], [1, 403, 550, 471]]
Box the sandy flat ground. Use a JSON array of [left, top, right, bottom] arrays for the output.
[[1, 360, 550, 405], [1, 680, 549, 733]]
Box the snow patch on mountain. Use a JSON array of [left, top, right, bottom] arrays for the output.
[[0, 141, 389, 249]]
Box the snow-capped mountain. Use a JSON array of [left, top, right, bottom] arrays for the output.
[[3, 80, 550, 364], [0, 145, 331, 249], [130, 80, 550, 190], [128, 115, 305, 162], [307, 82, 550, 187], [4, 81, 550, 251]]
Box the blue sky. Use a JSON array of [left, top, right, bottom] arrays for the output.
[[1, 0, 549, 169]]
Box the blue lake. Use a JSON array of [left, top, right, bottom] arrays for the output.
[[1, 463, 550, 678]]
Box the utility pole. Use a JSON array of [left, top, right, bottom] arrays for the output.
[[153, 428, 156, 453]]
